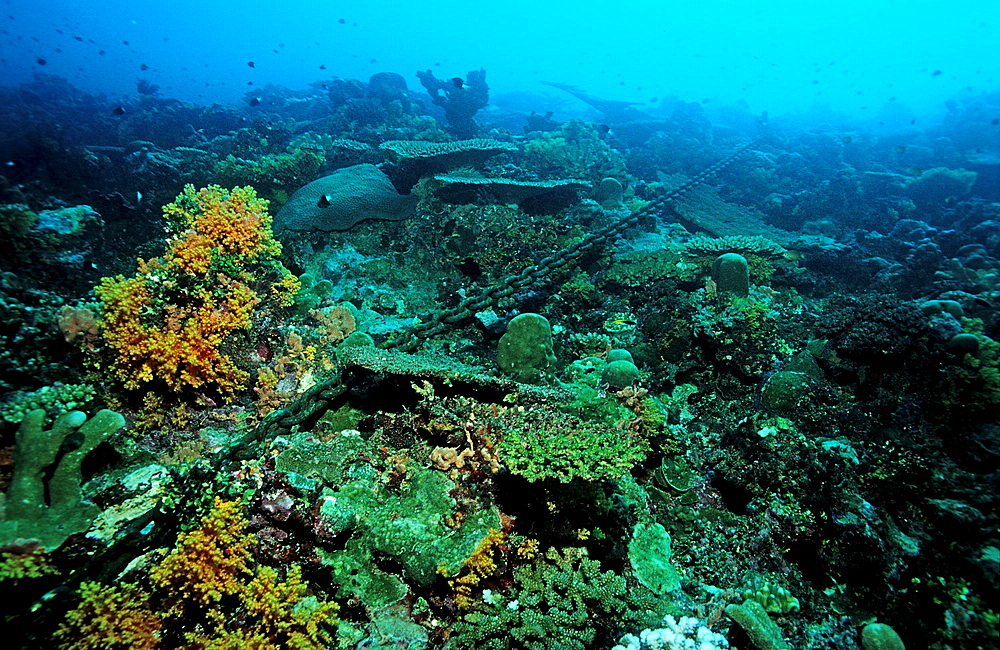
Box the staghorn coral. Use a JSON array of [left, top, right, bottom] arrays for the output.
[[96, 185, 298, 400], [0, 383, 96, 424], [416, 68, 489, 138]]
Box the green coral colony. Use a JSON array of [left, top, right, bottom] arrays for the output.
[[0, 57, 997, 650]]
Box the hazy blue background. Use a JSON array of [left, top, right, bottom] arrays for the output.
[[1, 0, 997, 123]]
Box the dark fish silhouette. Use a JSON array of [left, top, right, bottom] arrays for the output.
[[317, 195, 333, 208], [248, 97, 261, 106], [36, 56, 46, 65], [451, 77, 464, 88], [112, 105, 126, 115], [248, 61, 255, 67]]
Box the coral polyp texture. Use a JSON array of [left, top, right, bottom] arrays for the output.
[[95, 185, 298, 400]]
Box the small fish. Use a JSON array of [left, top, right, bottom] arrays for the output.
[[991, 118, 999, 125], [369, 58, 376, 63], [451, 77, 464, 88], [931, 69, 942, 76], [317, 195, 333, 208], [434, 62, 441, 66], [894, 145, 907, 154], [319, 63, 326, 70], [140, 63, 148, 70], [73, 35, 82, 41], [35, 56, 46, 65], [338, 18, 346, 24], [122, 40, 129, 45], [595, 124, 611, 136], [248, 97, 261, 106], [3, 161, 14, 166], [247, 61, 255, 67], [98, 50, 105, 55], [112, 105, 126, 115], [841, 135, 853, 144], [136, 191, 143, 204]]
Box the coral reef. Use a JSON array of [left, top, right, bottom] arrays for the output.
[[1, 66, 998, 650]]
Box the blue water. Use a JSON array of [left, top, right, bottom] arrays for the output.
[[2, 0, 997, 122]]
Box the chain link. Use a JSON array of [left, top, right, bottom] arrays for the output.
[[232, 141, 757, 448], [386, 140, 756, 352]]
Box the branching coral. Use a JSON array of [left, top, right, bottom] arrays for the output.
[[451, 546, 661, 649]]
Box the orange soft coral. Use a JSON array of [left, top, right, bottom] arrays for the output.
[[95, 275, 257, 397], [162, 184, 280, 262], [96, 185, 296, 400]]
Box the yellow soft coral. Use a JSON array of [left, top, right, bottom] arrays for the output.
[[57, 499, 337, 650], [450, 528, 507, 610], [149, 498, 255, 620], [54, 582, 162, 650]]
